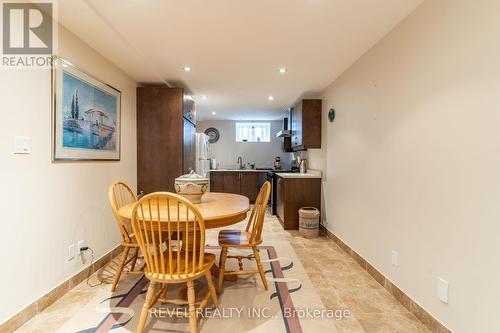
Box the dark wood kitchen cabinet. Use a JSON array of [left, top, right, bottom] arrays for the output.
[[290, 99, 322, 151], [137, 86, 196, 194], [210, 171, 267, 203], [240, 172, 260, 201], [223, 172, 241, 194], [276, 176, 321, 230], [209, 171, 224, 192]]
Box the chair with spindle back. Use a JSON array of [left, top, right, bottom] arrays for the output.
[[108, 181, 144, 292], [131, 192, 218, 333], [217, 181, 271, 293]]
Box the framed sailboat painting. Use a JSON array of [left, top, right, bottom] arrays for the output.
[[52, 56, 121, 161]]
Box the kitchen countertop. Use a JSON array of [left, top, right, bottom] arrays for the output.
[[276, 169, 322, 179], [209, 169, 270, 172]]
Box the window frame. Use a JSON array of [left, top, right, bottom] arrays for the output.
[[235, 122, 271, 143]]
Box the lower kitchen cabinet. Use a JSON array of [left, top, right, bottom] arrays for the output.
[[224, 172, 241, 194], [276, 176, 321, 230], [209, 171, 224, 192], [209, 171, 267, 203], [240, 172, 260, 201]]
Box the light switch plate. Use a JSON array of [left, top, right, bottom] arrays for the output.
[[437, 277, 449, 303], [14, 136, 31, 154], [68, 244, 75, 261], [391, 250, 399, 267]]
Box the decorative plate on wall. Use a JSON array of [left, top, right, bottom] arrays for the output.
[[328, 108, 335, 122], [204, 127, 220, 143]]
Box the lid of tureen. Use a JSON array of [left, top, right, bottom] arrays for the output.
[[177, 170, 208, 180]]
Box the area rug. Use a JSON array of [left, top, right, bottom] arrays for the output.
[[56, 241, 338, 333]]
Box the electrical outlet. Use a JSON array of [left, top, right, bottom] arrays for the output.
[[438, 277, 449, 303], [391, 250, 399, 267], [68, 244, 75, 261], [77, 240, 85, 255]]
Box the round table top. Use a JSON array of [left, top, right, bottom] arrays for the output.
[[118, 192, 250, 229]]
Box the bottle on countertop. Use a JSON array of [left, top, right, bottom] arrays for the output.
[[299, 159, 308, 174], [210, 158, 217, 170], [274, 156, 281, 170]]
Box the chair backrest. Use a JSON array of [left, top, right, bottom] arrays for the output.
[[246, 181, 271, 244], [131, 192, 206, 277], [108, 181, 137, 243]]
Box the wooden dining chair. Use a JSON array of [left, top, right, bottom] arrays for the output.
[[131, 192, 218, 333], [217, 181, 271, 294], [108, 181, 144, 292]]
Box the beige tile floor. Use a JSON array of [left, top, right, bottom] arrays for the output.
[[16, 211, 430, 333]]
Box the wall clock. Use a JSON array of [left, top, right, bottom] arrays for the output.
[[328, 108, 335, 122], [204, 127, 220, 143]]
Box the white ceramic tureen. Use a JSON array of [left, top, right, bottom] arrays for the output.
[[174, 170, 209, 203]]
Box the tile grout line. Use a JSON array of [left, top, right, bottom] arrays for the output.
[[319, 225, 451, 333], [0, 245, 123, 333], [6, 215, 450, 333]]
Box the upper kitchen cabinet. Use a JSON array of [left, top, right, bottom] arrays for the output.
[[290, 99, 322, 151], [137, 87, 196, 194]]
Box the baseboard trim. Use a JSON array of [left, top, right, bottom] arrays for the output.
[[319, 225, 451, 333], [0, 244, 123, 333]]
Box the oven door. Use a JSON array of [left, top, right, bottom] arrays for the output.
[[267, 172, 277, 215]]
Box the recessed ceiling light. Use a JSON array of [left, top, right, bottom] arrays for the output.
[[182, 66, 192, 72], [279, 67, 287, 74], [202, 95, 207, 100], [268, 96, 274, 101], [212, 111, 216, 115]]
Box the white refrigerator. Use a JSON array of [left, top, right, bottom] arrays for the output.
[[195, 133, 210, 177]]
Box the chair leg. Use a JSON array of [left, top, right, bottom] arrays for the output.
[[218, 247, 228, 294], [205, 272, 218, 308], [129, 247, 139, 272], [187, 281, 197, 333], [252, 247, 268, 290], [159, 283, 168, 304], [111, 247, 130, 292], [136, 281, 156, 333]]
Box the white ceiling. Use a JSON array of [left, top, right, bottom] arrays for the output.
[[58, 0, 422, 121]]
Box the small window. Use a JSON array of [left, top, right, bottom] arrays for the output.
[[235, 122, 271, 142]]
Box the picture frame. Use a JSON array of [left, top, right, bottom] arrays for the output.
[[52, 56, 121, 161]]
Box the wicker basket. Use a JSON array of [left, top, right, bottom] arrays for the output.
[[299, 207, 320, 238]]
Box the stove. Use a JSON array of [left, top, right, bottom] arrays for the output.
[[266, 168, 299, 215]]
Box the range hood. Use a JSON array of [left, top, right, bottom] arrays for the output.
[[276, 117, 291, 137], [276, 129, 291, 137]]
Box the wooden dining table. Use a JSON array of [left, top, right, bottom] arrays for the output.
[[117, 192, 250, 229], [118, 192, 250, 281]]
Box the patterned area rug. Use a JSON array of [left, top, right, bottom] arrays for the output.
[[56, 241, 339, 333]]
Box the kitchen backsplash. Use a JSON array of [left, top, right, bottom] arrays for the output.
[[197, 120, 293, 169]]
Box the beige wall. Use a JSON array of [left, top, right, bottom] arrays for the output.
[[310, 0, 500, 331], [0, 26, 137, 323], [197, 120, 292, 169]]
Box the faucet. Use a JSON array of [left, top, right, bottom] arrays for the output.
[[237, 156, 244, 170]]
